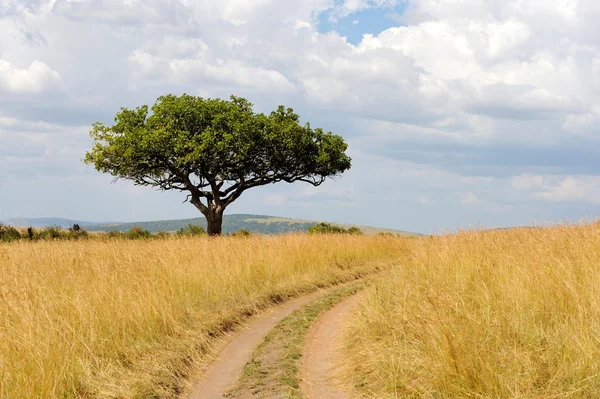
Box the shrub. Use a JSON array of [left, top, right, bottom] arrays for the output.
[[155, 231, 170, 239], [0, 224, 22, 242], [39, 226, 66, 240], [347, 227, 363, 235], [105, 230, 123, 239], [124, 226, 152, 240], [230, 229, 252, 237], [176, 224, 206, 237], [308, 223, 362, 235], [68, 224, 89, 240]]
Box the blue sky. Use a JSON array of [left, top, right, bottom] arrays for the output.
[[1, 0, 600, 234], [317, 2, 408, 45]]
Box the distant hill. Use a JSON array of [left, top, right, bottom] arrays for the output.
[[2, 214, 419, 236], [85, 214, 419, 236], [1, 217, 104, 228]]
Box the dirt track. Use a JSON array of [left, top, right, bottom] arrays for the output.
[[189, 290, 327, 398], [300, 294, 361, 398]]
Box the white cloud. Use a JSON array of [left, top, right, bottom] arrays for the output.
[[221, 0, 274, 24], [535, 177, 592, 202], [128, 48, 296, 93], [513, 174, 600, 204], [0, 60, 63, 94]]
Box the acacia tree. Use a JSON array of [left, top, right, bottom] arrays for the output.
[[84, 94, 352, 235]]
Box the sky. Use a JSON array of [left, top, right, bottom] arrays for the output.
[[1, 0, 600, 234]]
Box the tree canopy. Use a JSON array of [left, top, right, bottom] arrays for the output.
[[84, 94, 352, 235]]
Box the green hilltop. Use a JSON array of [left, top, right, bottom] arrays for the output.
[[85, 214, 418, 236]]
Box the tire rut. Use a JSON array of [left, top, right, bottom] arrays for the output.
[[189, 289, 329, 398], [300, 293, 362, 399]]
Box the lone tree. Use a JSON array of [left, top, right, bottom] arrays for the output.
[[84, 94, 352, 235]]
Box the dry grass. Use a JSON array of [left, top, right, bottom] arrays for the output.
[[341, 223, 600, 398], [0, 234, 402, 398]]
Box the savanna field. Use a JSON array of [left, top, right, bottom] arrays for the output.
[[0, 234, 399, 398], [341, 223, 600, 398], [1, 224, 600, 398]]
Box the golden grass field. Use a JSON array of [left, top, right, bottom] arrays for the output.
[[341, 223, 600, 398], [0, 234, 402, 399]]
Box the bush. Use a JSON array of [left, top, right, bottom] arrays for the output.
[[176, 224, 206, 237], [105, 230, 123, 239], [308, 223, 362, 235], [124, 226, 152, 240], [0, 224, 22, 242], [230, 229, 252, 237], [347, 227, 363, 235], [308, 223, 346, 234], [155, 231, 170, 239], [39, 226, 66, 240], [68, 224, 89, 240]]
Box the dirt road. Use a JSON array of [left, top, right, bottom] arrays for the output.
[[300, 294, 361, 398], [189, 290, 327, 398]]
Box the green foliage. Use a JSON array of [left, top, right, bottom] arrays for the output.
[[0, 224, 22, 242], [124, 226, 152, 240], [68, 224, 89, 240], [84, 94, 352, 235], [39, 226, 66, 240], [230, 229, 252, 237], [308, 223, 347, 234], [0, 225, 88, 242], [105, 230, 123, 239], [85, 95, 351, 193], [308, 223, 363, 235], [346, 226, 363, 235], [176, 224, 207, 237]]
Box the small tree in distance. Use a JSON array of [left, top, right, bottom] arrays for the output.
[[85, 94, 352, 235]]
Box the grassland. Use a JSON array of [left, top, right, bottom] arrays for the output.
[[0, 234, 402, 398], [340, 223, 600, 398]]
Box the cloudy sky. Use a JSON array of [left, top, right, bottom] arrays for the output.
[[1, 0, 600, 233]]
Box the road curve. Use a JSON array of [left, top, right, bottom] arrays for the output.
[[300, 293, 361, 399], [189, 290, 327, 399]]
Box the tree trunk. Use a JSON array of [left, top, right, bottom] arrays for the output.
[[204, 208, 224, 236]]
